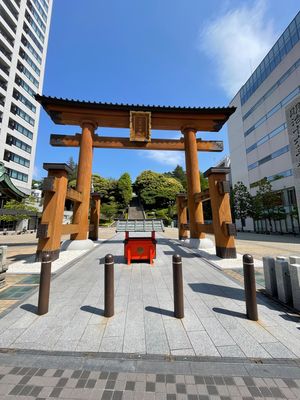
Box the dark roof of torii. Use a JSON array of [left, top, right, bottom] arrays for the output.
[[35, 95, 236, 132]]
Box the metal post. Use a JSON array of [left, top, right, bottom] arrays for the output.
[[104, 254, 114, 317], [173, 254, 184, 318], [243, 254, 258, 321], [37, 254, 52, 315]]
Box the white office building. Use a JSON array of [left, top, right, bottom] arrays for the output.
[[0, 0, 53, 195], [228, 11, 300, 233]]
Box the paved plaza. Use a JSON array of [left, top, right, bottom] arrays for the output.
[[0, 233, 300, 359], [1, 234, 300, 398]]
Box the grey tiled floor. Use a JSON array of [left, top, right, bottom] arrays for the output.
[[0, 233, 300, 358]]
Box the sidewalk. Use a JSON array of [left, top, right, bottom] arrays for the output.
[[0, 233, 299, 359], [0, 349, 299, 399]]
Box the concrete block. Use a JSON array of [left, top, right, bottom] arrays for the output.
[[263, 257, 277, 297], [290, 256, 300, 265], [289, 263, 300, 311], [275, 259, 292, 304]]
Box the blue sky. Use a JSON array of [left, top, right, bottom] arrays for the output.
[[34, 0, 300, 181]]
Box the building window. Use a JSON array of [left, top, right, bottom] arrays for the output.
[[248, 145, 290, 171], [27, 0, 46, 33], [11, 104, 35, 126], [6, 134, 32, 153], [25, 10, 44, 44], [250, 169, 293, 188], [21, 34, 42, 64], [246, 123, 286, 154], [23, 22, 43, 52], [19, 47, 40, 76], [244, 87, 300, 137], [7, 168, 28, 182], [240, 12, 300, 105], [17, 61, 39, 88], [13, 89, 36, 113], [4, 150, 30, 167], [31, 0, 47, 23], [15, 74, 36, 98], [9, 118, 34, 140]]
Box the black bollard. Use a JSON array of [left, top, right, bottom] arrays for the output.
[[243, 254, 258, 321], [38, 254, 52, 315], [173, 254, 184, 318], [104, 254, 114, 317]]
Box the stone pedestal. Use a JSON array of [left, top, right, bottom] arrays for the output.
[[289, 263, 300, 310], [275, 258, 292, 304], [263, 256, 277, 297]]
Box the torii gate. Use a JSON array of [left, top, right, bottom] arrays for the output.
[[35, 95, 236, 260]]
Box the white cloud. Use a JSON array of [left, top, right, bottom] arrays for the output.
[[199, 0, 277, 98], [140, 150, 185, 166]]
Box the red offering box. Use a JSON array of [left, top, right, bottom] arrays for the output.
[[124, 233, 156, 265]]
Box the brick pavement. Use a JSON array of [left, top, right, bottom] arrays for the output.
[[0, 350, 300, 399]]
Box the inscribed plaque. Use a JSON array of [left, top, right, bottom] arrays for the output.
[[130, 111, 151, 142], [285, 95, 300, 213]]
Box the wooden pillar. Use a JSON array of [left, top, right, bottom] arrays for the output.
[[182, 127, 204, 239], [204, 167, 236, 258], [176, 194, 188, 240], [36, 163, 71, 261], [89, 193, 101, 241], [71, 121, 96, 240]]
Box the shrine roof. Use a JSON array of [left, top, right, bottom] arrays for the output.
[[35, 95, 236, 131]]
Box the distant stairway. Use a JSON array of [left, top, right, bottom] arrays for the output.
[[128, 196, 145, 220]]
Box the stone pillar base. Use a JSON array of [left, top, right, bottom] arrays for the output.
[[183, 238, 214, 249], [61, 239, 94, 251]]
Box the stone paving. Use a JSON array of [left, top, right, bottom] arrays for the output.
[[0, 233, 300, 359]]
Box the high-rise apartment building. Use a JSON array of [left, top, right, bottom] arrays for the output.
[[0, 0, 53, 195], [228, 11, 300, 232]]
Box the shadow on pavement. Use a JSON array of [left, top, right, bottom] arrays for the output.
[[189, 282, 245, 301], [212, 307, 246, 319], [80, 305, 104, 316], [20, 304, 38, 314], [145, 306, 173, 317]]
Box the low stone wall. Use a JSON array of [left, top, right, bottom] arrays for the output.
[[263, 255, 300, 310]]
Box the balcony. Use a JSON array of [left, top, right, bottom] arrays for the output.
[[0, 5, 17, 34], [0, 23, 14, 48], [2, 0, 19, 21], [0, 43, 12, 62], [0, 60, 10, 77]]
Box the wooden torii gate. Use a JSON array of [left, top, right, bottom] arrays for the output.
[[35, 95, 236, 314]]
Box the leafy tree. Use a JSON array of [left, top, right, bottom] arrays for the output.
[[0, 196, 38, 222], [255, 178, 281, 233], [67, 156, 78, 187], [100, 202, 118, 222], [117, 173, 132, 206], [31, 179, 42, 189], [135, 170, 184, 209], [200, 172, 209, 191], [232, 181, 252, 231], [171, 165, 187, 190]]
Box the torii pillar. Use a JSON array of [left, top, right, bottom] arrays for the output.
[[71, 121, 96, 240], [182, 127, 205, 240]]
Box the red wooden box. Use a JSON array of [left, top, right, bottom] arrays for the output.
[[124, 232, 156, 265]]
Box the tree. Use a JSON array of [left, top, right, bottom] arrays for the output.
[[101, 202, 118, 222], [31, 179, 42, 189], [232, 181, 252, 231], [135, 170, 184, 209], [0, 196, 38, 223], [255, 178, 281, 233], [117, 173, 132, 206], [171, 165, 187, 190], [67, 156, 78, 187], [200, 172, 209, 191]]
